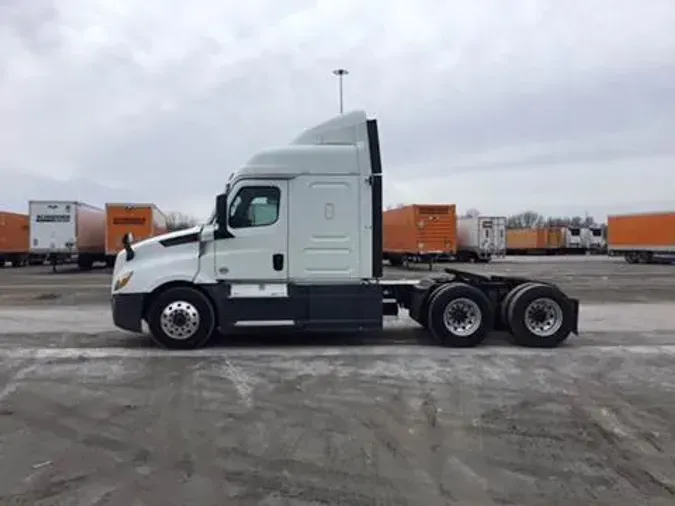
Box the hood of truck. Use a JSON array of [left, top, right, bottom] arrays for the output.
[[112, 226, 203, 294], [135, 226, 201, 248]]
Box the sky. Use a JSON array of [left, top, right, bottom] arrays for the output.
[[1, 0, 674, 222]]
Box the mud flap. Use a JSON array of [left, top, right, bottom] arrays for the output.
[[570, 298, 580, 335]]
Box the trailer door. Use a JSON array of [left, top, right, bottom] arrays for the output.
[[29, 202, 77, 253], [491, 217, 507, 255], [479, 218, 495, 253]]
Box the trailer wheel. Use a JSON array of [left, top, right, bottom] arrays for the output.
[[389, 255, 403, 267], [78, 256, 94, 271], [624, 253, 638, 264], [427, 283, 494, 347], [637, 252, 654, 264], [507, 284, 574, 348], [146, 286, 216, 350]]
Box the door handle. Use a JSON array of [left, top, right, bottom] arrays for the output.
[[272, 253, 284, 271]]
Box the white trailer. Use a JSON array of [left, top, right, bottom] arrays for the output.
[[29, 200, 106, 271], [456, 216, 506, 263], [109, 111, 579, 350]]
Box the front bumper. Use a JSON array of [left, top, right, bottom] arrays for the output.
[[111, 293, 146, 333]]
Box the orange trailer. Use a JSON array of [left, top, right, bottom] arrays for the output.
[[105, 203, 168, 263], [607, 211, 675, 263], [383, 204, 456, 268], [0, 211, 48, 267], [0, 212, 29, 266], [506, 227, 566, 255]]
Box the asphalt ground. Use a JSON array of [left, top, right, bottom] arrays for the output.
[[0, 256, 674, 505]]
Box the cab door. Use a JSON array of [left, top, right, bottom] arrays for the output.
[[214, 180, 288, 282]]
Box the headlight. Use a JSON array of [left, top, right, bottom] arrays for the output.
[[113, 271, 133, 291]]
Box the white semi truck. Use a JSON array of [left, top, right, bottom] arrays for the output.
[[110, 111, 579, 350]]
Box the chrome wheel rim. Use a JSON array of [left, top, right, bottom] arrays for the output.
[[160, 301, 200, 340], [524, 298, 563, 337], [443, 298, 482, 336]]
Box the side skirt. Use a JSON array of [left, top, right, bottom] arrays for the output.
[[205, 282, 384, 332]]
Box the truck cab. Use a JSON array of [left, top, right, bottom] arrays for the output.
[[112, 112, 384, 340], [583, 226, 606, 252], [564, 226, 583, 251], [111, 111, 579, 350]]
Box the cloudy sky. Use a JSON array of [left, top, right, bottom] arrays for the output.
[[1, 0, 674, 221]]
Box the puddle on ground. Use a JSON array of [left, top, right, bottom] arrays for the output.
[[34, 293, 62, 301]]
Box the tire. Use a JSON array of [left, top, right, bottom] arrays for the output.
[[389, 255, 403, 267], [146, 286, 216, 350], [507, 284, 574, 348], [414, 283, 445, 330], [500, 283, 537, 332], [426, 282, 494, 347], [78, 255, 93, 271], [638, 252, 653, 264]]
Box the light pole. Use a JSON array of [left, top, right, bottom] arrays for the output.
[[332, 68, 349, 114]]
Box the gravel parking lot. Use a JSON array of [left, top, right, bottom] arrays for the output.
[[0, 257, 674, 505]]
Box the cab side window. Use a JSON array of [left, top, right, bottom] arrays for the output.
[[228, 186, 280, 229]]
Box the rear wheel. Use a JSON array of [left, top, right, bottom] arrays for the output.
[[507, 284, 574, 348], [427, 283, 494, 347], [500, 283, 536, 332], [147, 287, 216, 349]]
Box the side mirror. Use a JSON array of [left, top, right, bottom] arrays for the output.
[[121, 232, 135, 261], [215, 193, 228, 226], [122, 232, 134, 246], [214, 193, 234, 238]]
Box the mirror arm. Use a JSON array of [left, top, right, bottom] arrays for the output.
[[121, 233, 135, 261]]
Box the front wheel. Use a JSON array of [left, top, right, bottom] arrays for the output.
[[146, 287, 216, 349]]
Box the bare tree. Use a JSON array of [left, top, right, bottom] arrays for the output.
[[166, 212, 198, 232], [461, 208, 480, 218], [507, 211, 545, 229], [508, 211, 600, 229]]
